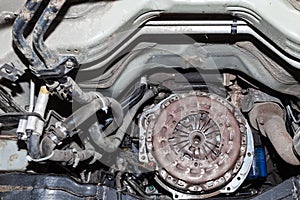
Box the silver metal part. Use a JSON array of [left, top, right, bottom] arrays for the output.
[[219, 123, 254, 194], [287, 105, 300, 124], [26, 86, 49, 135], [139, 94, 177, 163], [26, 151, 54, 162], [0, 139, 28, 171], [29, 80, 35, 112], [17, 80, 35, 138], [16, 119, 27, 139]]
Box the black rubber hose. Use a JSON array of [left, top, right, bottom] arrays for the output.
[[63, 97, 108, 131], [40, 97, 123, 156], [40, 143, 96, 165], [103, 98, 124, 136], [40, 98, 106, 157], [66, 77, 100, 104], [40, 136, 56, 157], [28, 134, 41, 159], [62, 96, 124, 134], [64, 77, 123, 134], [68, 76, 124, 133], [89, 88, 158, 152], [41, 76, 124, 158], [12, 0, 46, 71], [49, 149, 95, 162]]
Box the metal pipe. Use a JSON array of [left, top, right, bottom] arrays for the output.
[[121, 77, 147, 110], [16, 118, 27, 139], [249, 102, 300, 166], [33, 0, 67, 68], [81, 19, 300, 72], [26, 86, 49, 159], [17, 80, 36, 138], [26, 86, 49, 133], [287, 105, 300, 124], [264, 116, 300, 165], [29, 80, 35, 112], [237, 26, 300, 69], [11, 0, 76, 79], [12, 0, 46, 72], [293, 131, 300, 158]]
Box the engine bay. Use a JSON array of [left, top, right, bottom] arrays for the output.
[[0, 0, 300, 199]]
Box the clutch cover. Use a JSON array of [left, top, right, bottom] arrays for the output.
[[142, 92, 253, 199]]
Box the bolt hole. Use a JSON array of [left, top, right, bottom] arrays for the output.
[[193, 135, 202, 144], [247, 152, 252, 157], [237, 177, 241, 181], [227, 187, 231, 191], [175, 194, 179, 198]]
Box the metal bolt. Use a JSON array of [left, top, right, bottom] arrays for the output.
[[66, 60, 74, 68], [3, 14, 14, 23], [4, 67, 12, 74]]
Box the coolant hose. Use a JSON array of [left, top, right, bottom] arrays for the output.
[[102, 98, 124, 136], [66, 77, 100, 104], [249, 102, 300, 165], [28, 134, 41, 159], [63, 97, 108, 131], [40, 137, 99, 165], [89, 88, 157, 152], [40, 96, 123, 156], [63, 97, 122, 132]]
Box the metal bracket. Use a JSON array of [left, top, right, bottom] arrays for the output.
[[241, 88, 283, 113], [0, 62, 25, 82]]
